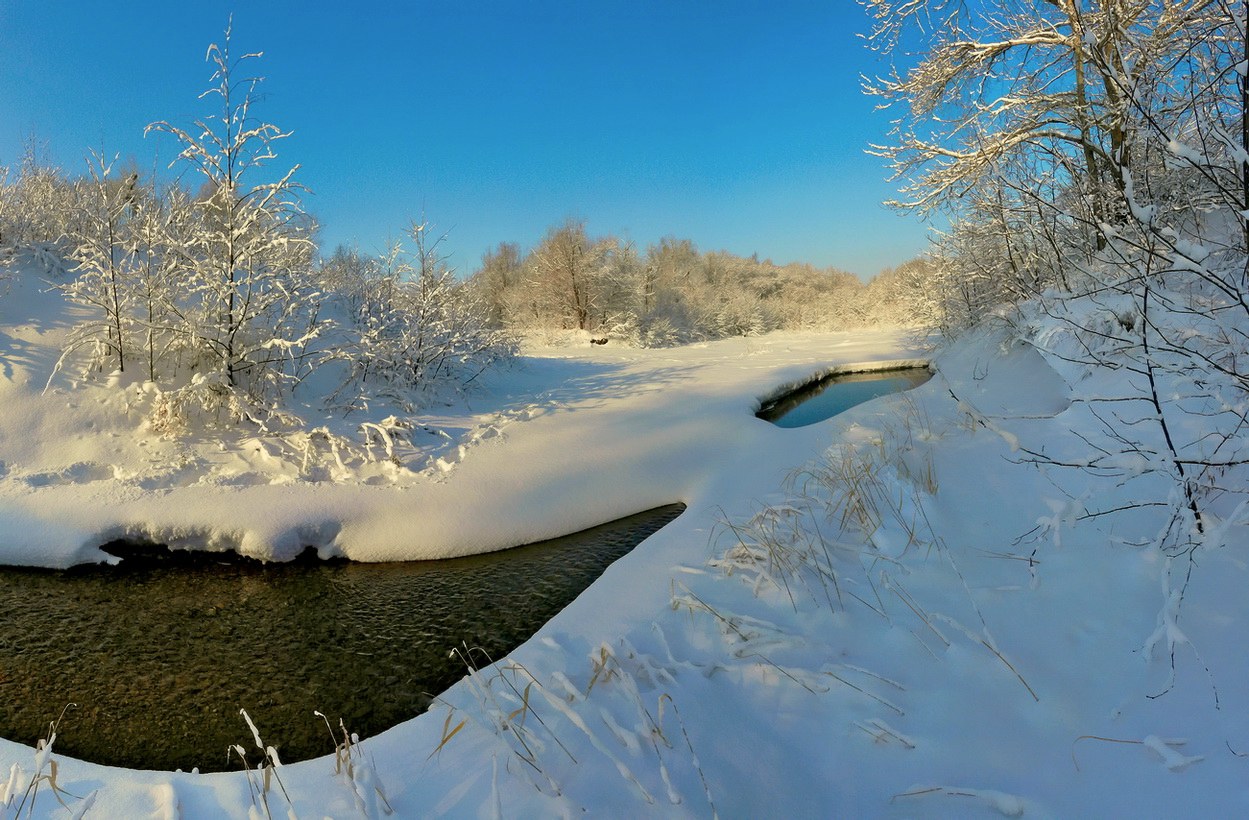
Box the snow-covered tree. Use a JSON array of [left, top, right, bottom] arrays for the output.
[[0, 164, 10, 251], [872, 256, 946, 331], [145, 20, 321, 409], [865, 0, 1129, 223], [865, 0, 1249, 559], [591, 237, 644, 337], [129, 181, 193, 383], [524, 219, 603, 331], [1, 141, 80, 259], [319, 244, 383, 320], [470, 241, 523, 327], [57, 152, 140, 377], [866, 1, 1247, 327]]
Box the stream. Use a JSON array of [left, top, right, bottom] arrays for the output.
[[0, 505, 684, 772], [757, 367, 931, 427], [0, 363, 930, 773]]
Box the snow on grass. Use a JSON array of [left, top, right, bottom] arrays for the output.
[[1, 260, 1247, 816]]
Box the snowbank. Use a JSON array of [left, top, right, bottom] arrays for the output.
[[0, 261, 922, 567], [3, 262, 1246, 817]]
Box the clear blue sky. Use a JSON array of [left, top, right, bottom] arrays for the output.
[[0, 1, 930, 279]]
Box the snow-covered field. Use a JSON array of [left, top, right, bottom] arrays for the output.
[[2, 261, 1247, 817]]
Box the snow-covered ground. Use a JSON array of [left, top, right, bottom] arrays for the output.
[[2, 261, 1247, 817], [0, 263, 922, 568]]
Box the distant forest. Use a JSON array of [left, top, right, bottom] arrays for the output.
[[333, 218, 926, 347]]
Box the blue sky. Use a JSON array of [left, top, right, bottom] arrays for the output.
[[0, 1, 930, 278]]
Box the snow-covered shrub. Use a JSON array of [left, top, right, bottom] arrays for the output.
[[637, 314, 689, 348], [146, 372, 305, 438], [0, 145, 81, 252], [324, 225, 516, 409], [635, 287, 699, 347], [700, 288, 781, 338], [0, 164, 10, 252]]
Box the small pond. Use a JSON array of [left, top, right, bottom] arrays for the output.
[[757, 367, 931, 428], [0, 504, 684, 772]]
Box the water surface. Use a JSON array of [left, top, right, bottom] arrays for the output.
[[0, 504, 683, 772], [757, 367, 931, 428]]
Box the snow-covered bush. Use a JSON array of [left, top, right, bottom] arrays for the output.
[[324, 224, 516, 410], [689, 286, 779, 339], [0, 164, 9, 252], [0, 151, 79, 284], [0, 144, 81, 252]]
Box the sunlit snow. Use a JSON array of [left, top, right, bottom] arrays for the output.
[[1, 259, 1247, 817]]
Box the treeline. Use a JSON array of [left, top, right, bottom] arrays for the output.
[[0, 143, 927, 398], [467, 219, 923, 346]]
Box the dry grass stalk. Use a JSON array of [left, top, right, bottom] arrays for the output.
[[6, 705, 91, 819], [315, 712, 394, 816]]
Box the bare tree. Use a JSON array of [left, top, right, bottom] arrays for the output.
[[525, 219, 602, 331], [470, 241, 523, 327]]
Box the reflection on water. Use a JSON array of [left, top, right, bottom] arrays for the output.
[[0, 504, 684, 772], [757, 368, 931, 428]]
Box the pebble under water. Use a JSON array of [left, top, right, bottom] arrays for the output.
[[0, 504, 684, 772]]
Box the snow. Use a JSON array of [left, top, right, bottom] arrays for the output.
[[2, 259, 1249, 817]]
